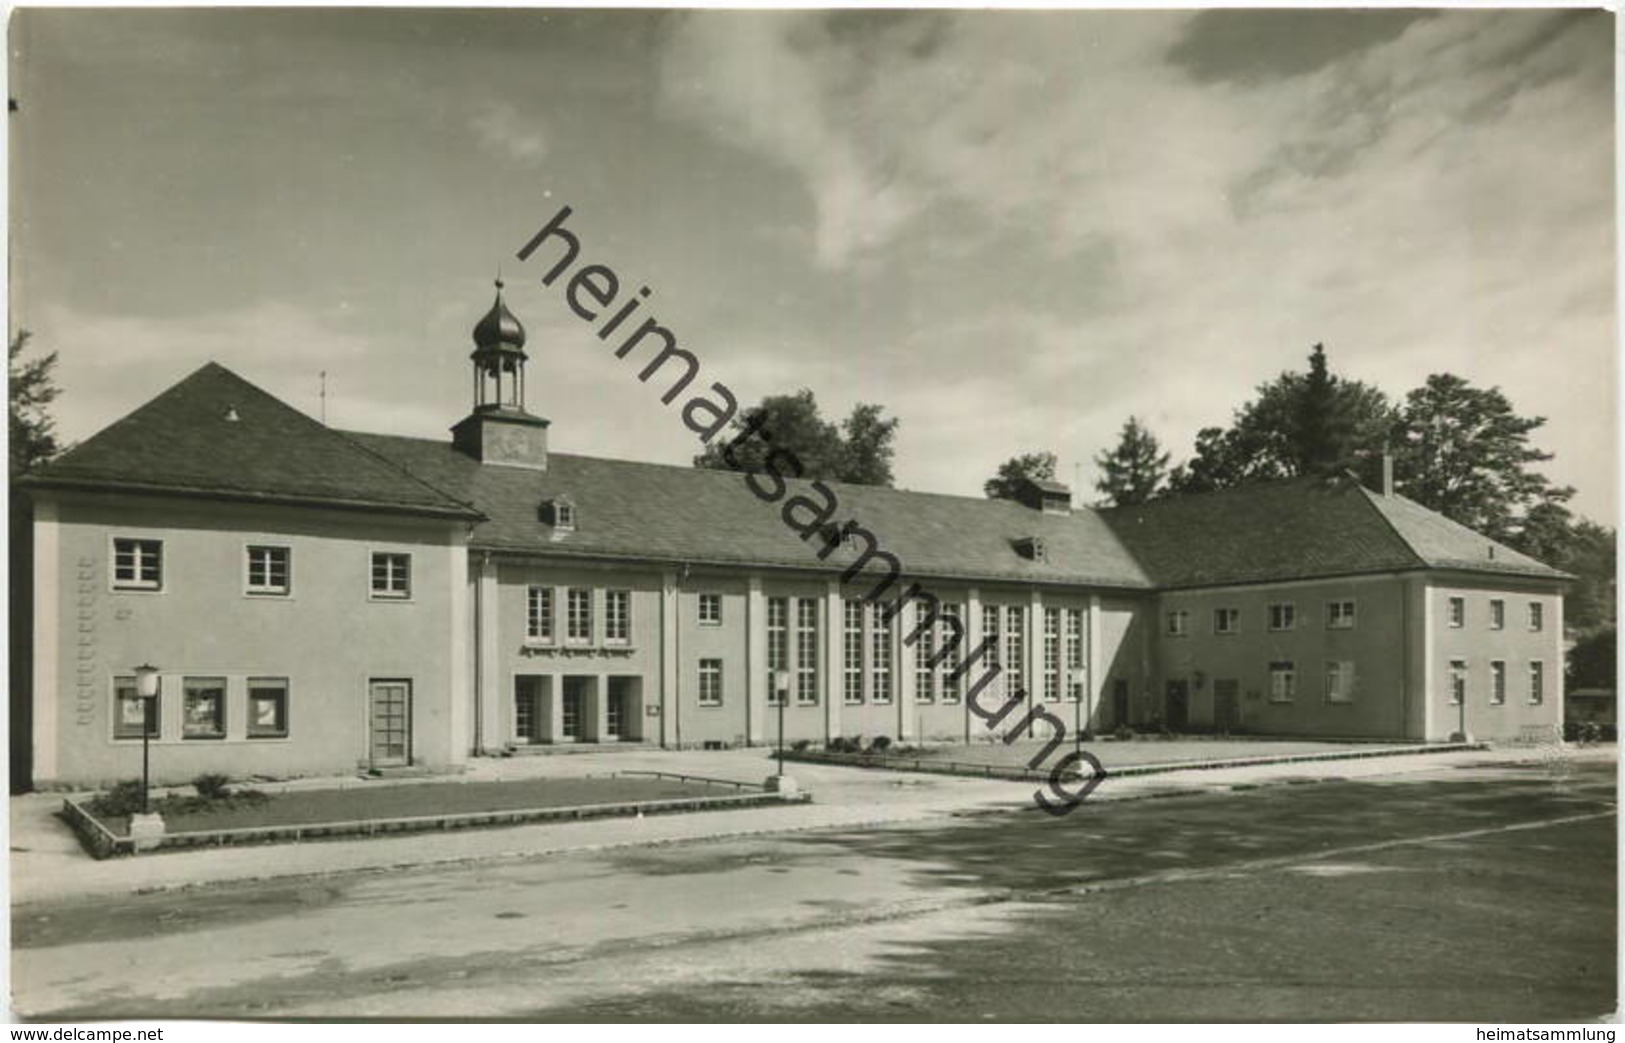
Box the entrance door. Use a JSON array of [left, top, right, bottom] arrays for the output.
[[1112, 679, 1130, 728], [605, 688, 623, 740], [561, 687, 583, 741], [1165, 680, 1189, 731], [369, 680, 412, 768], [1214, 679, 1239, 734], [514, 677, 543, 744]]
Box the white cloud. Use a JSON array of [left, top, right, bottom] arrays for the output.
[[659, 11, 1613, 518], [471, 102, 548, 166]]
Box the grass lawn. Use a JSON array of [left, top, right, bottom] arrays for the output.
[[861, 737, 1392, 773], [89, 776, 745, 838]]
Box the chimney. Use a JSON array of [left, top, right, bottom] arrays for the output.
[[1381, 451, 1394, 497]]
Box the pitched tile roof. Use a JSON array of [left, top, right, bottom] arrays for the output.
[[345, 432, 1155, 590], [25, 363, 480, 520], [1099, 475, 1569, 589], [35, 362, 1570, 590], [1362, 488, 1571, 579]]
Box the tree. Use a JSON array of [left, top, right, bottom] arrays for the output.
[[1567, 626, 1616, 690], [1093, 417, 1169, 506], [984, 451, 1057, 501], [1168, 344, 1394, 494], [693, 388, 899, 486], [1388, 374, 1574, 547], [9, 329, 61, 478], [837, 402, 900, 487]]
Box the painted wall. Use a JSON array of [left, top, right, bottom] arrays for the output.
[[1425, 578, 1565, 742], [1154, 575, 1414, 738], [34, 491, 466, 788]]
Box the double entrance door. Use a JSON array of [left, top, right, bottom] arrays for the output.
[[513, 675, 640, 744]]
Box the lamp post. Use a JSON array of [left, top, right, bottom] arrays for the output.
[[134, 664, 161, 814], [772, 668, 791, 777]]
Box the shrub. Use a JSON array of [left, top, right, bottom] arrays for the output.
[[1113, 724, 1135, 742], [87, 779, 148, 818], [192, 772, 233, 800], [869, 735, 892, 753], [790, 738, 811, 753]]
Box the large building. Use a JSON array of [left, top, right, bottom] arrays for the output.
[[20, 287, 1570, 788]]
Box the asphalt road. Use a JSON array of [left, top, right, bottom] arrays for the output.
[[12, 758, 1616, 1022]]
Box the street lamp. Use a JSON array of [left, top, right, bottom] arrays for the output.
[[134, 664, 161, 814], [1069, 667, 1084, 754], [772, 668, 791, 777]]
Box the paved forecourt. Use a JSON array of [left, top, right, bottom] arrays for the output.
[[10, 743, 1610, 905]]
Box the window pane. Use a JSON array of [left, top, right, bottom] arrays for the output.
[[113, 677, 159, 740], [182, 677, 227, 739], [248, 678, 289, 738]]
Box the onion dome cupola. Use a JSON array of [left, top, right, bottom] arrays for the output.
[[453, 279, 550, 471], [469, 278, 530, 411]]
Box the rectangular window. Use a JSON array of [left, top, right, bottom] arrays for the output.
[[1489, 599, 1505, 631], [1448, 597, 1465, 628], [1325, 661, 1355, 704], [1529, 661, 1545, 705], [1167, 610, 1189, 637], [1327, 600, 1356, 630], [698, 593, 722, 626], [1528, 602, 1544, 632], [1450, 659, 1467, 705], [526, 586, 554, 642], [915, 601, 936, 704], [1004, 605, 1025, 700], [698, 659, 723, 707], [1214, 607, 1239, 635], [112, 676, 159, 740], [605, 590, 631, 645], [370, 552, 411, 599], [247, 677, 289, 739], [982, 605, 1003, 700], [1065, 608, 1084, 702], [871, 601, 893, 705], [767, 597, 789, 707], [844, 599, 865, 705], [1269, 661, 1296, 703], [566, 588, 592, 644], [113, 538, 163, 591], [940, 603, 963, 703], [1268, 602, 1295, 632], [245, 545, 290, 596], [1490, 660, 1506, 705], [1042, 607, 1061, 702], [182, 677, 227, 739], [796, 598, 819, 706]]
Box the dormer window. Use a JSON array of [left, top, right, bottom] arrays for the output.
[[540, 496, 577, 532], [1014, 536, 1047, 562]]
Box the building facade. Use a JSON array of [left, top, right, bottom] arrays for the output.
[[20, 288, 1571, 788]]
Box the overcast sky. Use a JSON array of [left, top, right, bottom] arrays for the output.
[[11, 8, 1617, 522]]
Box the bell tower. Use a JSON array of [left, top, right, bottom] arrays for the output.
[[451, 279, 550, 470]]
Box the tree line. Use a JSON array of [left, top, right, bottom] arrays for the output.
[[676, 342, 1614, 685]]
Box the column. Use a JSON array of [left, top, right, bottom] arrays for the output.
[[823, 580, 842, 742], [964, 586, 982, 745], [660, 570, 679, 749], [1088, 594, 1104, 736], [896, 594, 915, 741], [31, 497, 59, 784], [1026, 589, 1043, 736], [446, 531, 470, 765], [475, 554, 502, 754], [746, 575, 766, 744]]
